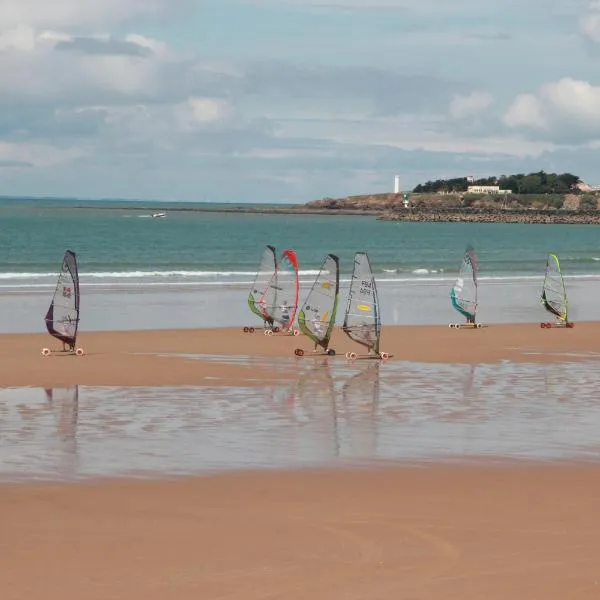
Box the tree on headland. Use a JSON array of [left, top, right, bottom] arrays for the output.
[[412, 171, 581, 194]]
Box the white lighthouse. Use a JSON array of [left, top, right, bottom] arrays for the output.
[[394, 175, 401, 194]]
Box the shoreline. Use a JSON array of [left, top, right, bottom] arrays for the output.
[[2, 322, 600, 388]]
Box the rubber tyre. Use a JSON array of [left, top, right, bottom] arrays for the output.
[[448, 323, 454, 328], [76, 348, 84, 356], [380, 352, 389, 360], [243, 326, 249, 333], [294, 348, 304, 357], [327, 349, 336, 356], [273, 327, 280, 333], [249, 327, 255, 333], [41, 348, 51, 356], [476, 323, 482, 329], [293, 329, 300, 336]]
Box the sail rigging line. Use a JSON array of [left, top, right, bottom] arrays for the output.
[[42, 250, 84, 356], [245, 245, 278, 332], [295, 254, 340, 356], [449, 244, 483, 329], [342, 252, 390, 360], [540, 253, 574, 328]]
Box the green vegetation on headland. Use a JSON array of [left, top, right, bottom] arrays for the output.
[[412, 171, 581, 195]]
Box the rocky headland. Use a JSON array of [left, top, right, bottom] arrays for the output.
[[304, 192, 600, 224]]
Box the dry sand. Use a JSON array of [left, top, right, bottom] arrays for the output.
[[0, 322, 599, 388], [2, 465, 600, 599]]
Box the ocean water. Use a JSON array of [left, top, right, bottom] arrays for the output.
[[1, 197, 600, 331]]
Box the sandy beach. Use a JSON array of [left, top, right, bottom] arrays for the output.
[[1, 322, 600, 388], [2, 465, 600, 599], [2, 323, 600, 598]]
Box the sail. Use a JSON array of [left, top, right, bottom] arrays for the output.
[[541, 253, 567, 321], [271, 249, 299, 331], [45, 250, 80, 347], [450, 245, 478, 320], [248, 245, 277, 324], [298, 254, 339, 349], [342, 252, 380, 354]]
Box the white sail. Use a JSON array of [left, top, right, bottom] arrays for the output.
[[248, 245, 277, 324], [541, 253, 567, 321], [342, 252, 380, 354], [298, 254, 339, 349], [45, 250, 80, 347]]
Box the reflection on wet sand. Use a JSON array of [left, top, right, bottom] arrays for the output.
[[1, 358, 600, 482]]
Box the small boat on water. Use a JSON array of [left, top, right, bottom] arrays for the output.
[[151, 211, 166, 218]]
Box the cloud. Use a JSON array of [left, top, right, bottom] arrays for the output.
[[504, 78, 600, 141], [54, 36, 152, 57], [0, 0, 181, 30], [579, 1, 600, 43], [449, 91, 494, 120], [239, 0, 573, 16], [0, 0, 593, 201]]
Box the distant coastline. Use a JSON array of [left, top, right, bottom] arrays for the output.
[[19, 190, 600, 223]]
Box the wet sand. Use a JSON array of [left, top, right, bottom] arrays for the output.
[[1, 322, 600, 387], [3, 324, 600, 598], [3, 465, 600, 599]]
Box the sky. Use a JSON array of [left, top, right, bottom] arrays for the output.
[[0, 0, 599, 202]]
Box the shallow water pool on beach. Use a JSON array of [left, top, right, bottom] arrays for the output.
[[1, 357, 599, 482]]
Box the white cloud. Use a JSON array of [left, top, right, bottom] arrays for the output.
[[504, 93, 548, 129], [273, 114, 551, 157], [0, 0, 176, 30], [0, 25, 36, 51], [504, 78, 600, 139], [449, 91, 494, 120], [240, 0, 575, 16], [579, 1, 600, 42], [0, 140, 87, 167]]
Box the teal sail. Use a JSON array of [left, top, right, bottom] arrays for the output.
[[450, 245, 478, 322]]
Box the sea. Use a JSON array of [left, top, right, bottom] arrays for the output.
[[2, 196, 600, 333]]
